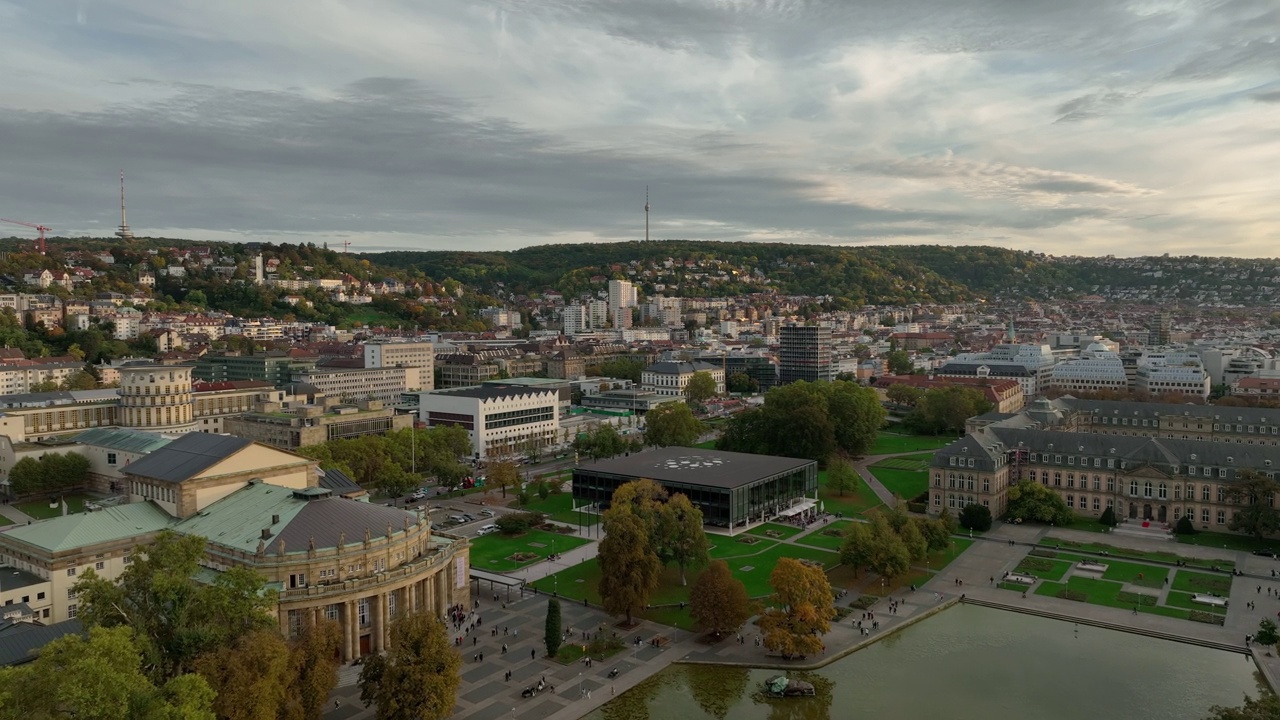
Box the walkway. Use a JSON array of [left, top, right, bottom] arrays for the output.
[[0, 502, 36, 526]]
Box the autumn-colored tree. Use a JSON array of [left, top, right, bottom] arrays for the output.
[[865, 514, 912, 581], [839, 520, 875, 577], [359, 613, 461, 720], [288, 619, 343, 720], [689, 560, 750, 638], [899, 518, 929, 561], [486, 460, 520, 498], [195, 628, 292, 720], [597, 509, 661, 625], [758, 558, 834, 658]]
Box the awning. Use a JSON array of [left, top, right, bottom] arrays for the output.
[[777, 500, 817, 518]]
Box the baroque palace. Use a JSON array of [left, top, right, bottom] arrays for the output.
[[931, 397, 1280, 531], [0, 432, 469, 662]]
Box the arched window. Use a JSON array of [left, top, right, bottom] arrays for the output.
[[1158, 483, 1167, 500], [1129, 480, 1139, 496], [1143, 481, 1153, 498]]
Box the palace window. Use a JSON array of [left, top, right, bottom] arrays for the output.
[[1201, 508, 1210, 524], [1129, 481, 1139, 497], [1217, 510, 1226, 525], [1158, 483, 1167, 500]]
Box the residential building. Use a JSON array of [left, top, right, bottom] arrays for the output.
[[640, 361, 725, 397], [608, 279, 637, 329], [0, 357, 84, 395], [1135, 351, 1211, 399], [938, 344, 1056, 397], [363, 340, 434, 392], [291, 365, 421, 404], [416, 386, 559, 461], [1049, 344, 1129, 395]]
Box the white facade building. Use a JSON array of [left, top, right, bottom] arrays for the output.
[[608, 280, 637, 329], [1135, 351, 1211, 399], [940, 344, 1056, 397], [416, 386, 559, 461], [363, 340, 434, 392], [640, 361, 726, 397], [1049, 344, 1129, 394]]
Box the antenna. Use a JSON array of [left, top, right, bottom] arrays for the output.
[[115, 171, 134, 239], [644, 186, 650, 243]]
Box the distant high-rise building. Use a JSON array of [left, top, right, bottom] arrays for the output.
[[1151, 312, 1173, 346], [779, 323, 834, 384], [608, 279, 637, 329]]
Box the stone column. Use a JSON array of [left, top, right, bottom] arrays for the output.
[[371, 593, 384, 653], [348, 600, 360, 661], [341, 601, 353, 662]]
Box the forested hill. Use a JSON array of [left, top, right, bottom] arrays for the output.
[[366, 242, 1279, 305]]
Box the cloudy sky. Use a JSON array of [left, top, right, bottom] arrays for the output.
[[1, 1, 1277, 256]]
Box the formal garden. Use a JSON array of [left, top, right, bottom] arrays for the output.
[[16, 493, 94, 520], [467, 528, 593, 573]]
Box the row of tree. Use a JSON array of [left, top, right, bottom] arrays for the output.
[[298, 425, 472, 496], [8, 452, 90, 498], [840, 506, 956, 581], [717, 380, 886, 463]]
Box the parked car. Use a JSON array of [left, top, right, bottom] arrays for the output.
[[461, 514, 475, 522], [478, 509, 496, 518], [447, 515, 466, 523], [477, 524, 500, 536]]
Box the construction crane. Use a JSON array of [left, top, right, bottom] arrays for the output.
[[0, 218, 51, 255]]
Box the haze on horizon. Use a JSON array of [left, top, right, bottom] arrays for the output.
[[0, 1, 1276, 257]]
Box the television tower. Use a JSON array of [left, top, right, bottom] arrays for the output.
[[644, 186, 650, 242], [115, 171, 134, 239]]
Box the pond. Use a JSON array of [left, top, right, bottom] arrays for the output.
[[583, 604, 1262, 720]]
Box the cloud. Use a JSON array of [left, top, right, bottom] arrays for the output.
[[0, 0, 1276, 256]]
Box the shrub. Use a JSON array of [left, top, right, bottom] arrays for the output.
[[1188, 611, 1225, 626], [536, 481, 551, 500], [1174, 515, 1197, 535], [849, 595, 879, 610], [496, 514, 529, 535], [1099, 506, 1117, 527], [517, 489, 531, 506], [1116, 591, 1156, 606], [1028, 548, 1059, 559], [958, 503, 992, 532], [1016, 557, 1057, 573]]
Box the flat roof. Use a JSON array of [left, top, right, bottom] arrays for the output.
[[577, 447, 814, 490], [426, 386, 556, 401]]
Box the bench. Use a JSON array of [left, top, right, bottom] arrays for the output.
[[1076, 561, 1108, 574], [651, 635, 671, 648], [1005, 573, 1037, 585], [1192, 594, 1228, 608]]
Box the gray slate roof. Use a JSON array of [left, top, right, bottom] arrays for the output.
[[644, 361, 720, 375], [124, 433, 252, 482], [319, 468, 362, 492], [276, 499, 418, 552], [0, 619, 83, 666], [579, 447, 814, 489]]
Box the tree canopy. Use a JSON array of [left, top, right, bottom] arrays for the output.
[[689, 560, 751, 638], [643, 402, 705, 448], [758, 558, 835, 658], [1005, 481, 1073, 526], [684, 371, 719, 404], [1227, 471, 1280, 540], [8, 452, 90, 497], [358, 612, 461, 720], [905, 386, 993, 435], [597, 509, 661, 625], [717, 380, 885, 462]]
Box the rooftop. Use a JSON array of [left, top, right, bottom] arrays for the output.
[[578, 447, 814, 489], [72, 427, 172, 455], [123, 433, 253, 483], [1, 503, 172, 553], [425, 386, 557, 402]]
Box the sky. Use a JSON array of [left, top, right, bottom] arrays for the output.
[[0, 1, 1277, 256]]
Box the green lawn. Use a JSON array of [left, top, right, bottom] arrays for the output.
[[871, 453, 934, 471], [1170, 570, 1232, 595], [794, 520, 855, 551], [1176, 530, 1280, 555], [0, 515, 14, 527], [517, 493, 599, 527], [746, 523, 804, 540], [16, 494, 92, 520], [868, 466, 929, 501], [819, 471, 884, 517], [1013, 557, 1073, 581], [341, 307, 405, 328], [1099, 559, 1169, 588], [868, 433, 956, 456], [1164, 590, 1229, 615], [1035, 576, 1131, 608], [709, 537, 777, 560], [467, 529, 592, 572], [694, 440, 717, 449], [1063, 517, 1112, 534], [533, 543, 840, 603]]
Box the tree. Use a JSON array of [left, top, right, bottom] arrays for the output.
[[907, 386, 993, 435], [544, 599, 562, 658], [726, 372, 758, 394], [643, 402, 705, 448], [288, 620, 343, 720], [899, 518, 929, 561], [1005, 481, 1073, 526], [1099, 506, 1118, 528], [865, 514, 912, 581], [1175, 514, 1197, 535], [885, 383, 923, 407], [194, 628, 291, 720], [661, 493, 709, 585], [758, 558, 834, 658], [358, 612, 461, 720], [826, 456, 860, 497], [597, 509, 661, 625], [73, 531, 276, 683], [685, 371, 718, 404], [0, 625, 216, 720], [958, 503, 993, 532], [688, 560, 750, 638], [918, 517, 952, 552], [717, 380, 884, 462], [1204, 694, 1280, 720], [574, 423, 628, 460], [839, 521, 875, 577], [1255, 618, 1279, 654], [1227, 471, 1280, 540], [938, 507, 958, 536], [486, 460, 520, 498], [885, 350, 913, 375]]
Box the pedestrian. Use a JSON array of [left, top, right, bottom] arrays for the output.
[[531, 648, 536, 660], [505, 626, 509, 635], [612, 685, 616, 696], [480, 652, 484, 661], [474, 637, 477, 646]]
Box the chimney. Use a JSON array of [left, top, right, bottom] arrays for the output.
[[271, 514, 280, 525], [260, 528, 272, 540]]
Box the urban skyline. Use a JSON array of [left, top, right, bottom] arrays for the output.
[[0, 1, 1276, 257]]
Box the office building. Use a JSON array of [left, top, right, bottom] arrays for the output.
[[416, 386, 559, 461], [778, 324, 834, 384]]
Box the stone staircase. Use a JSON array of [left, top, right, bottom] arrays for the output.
[[1110, 521, 1173, 541], [336, 663, 362, 688]]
